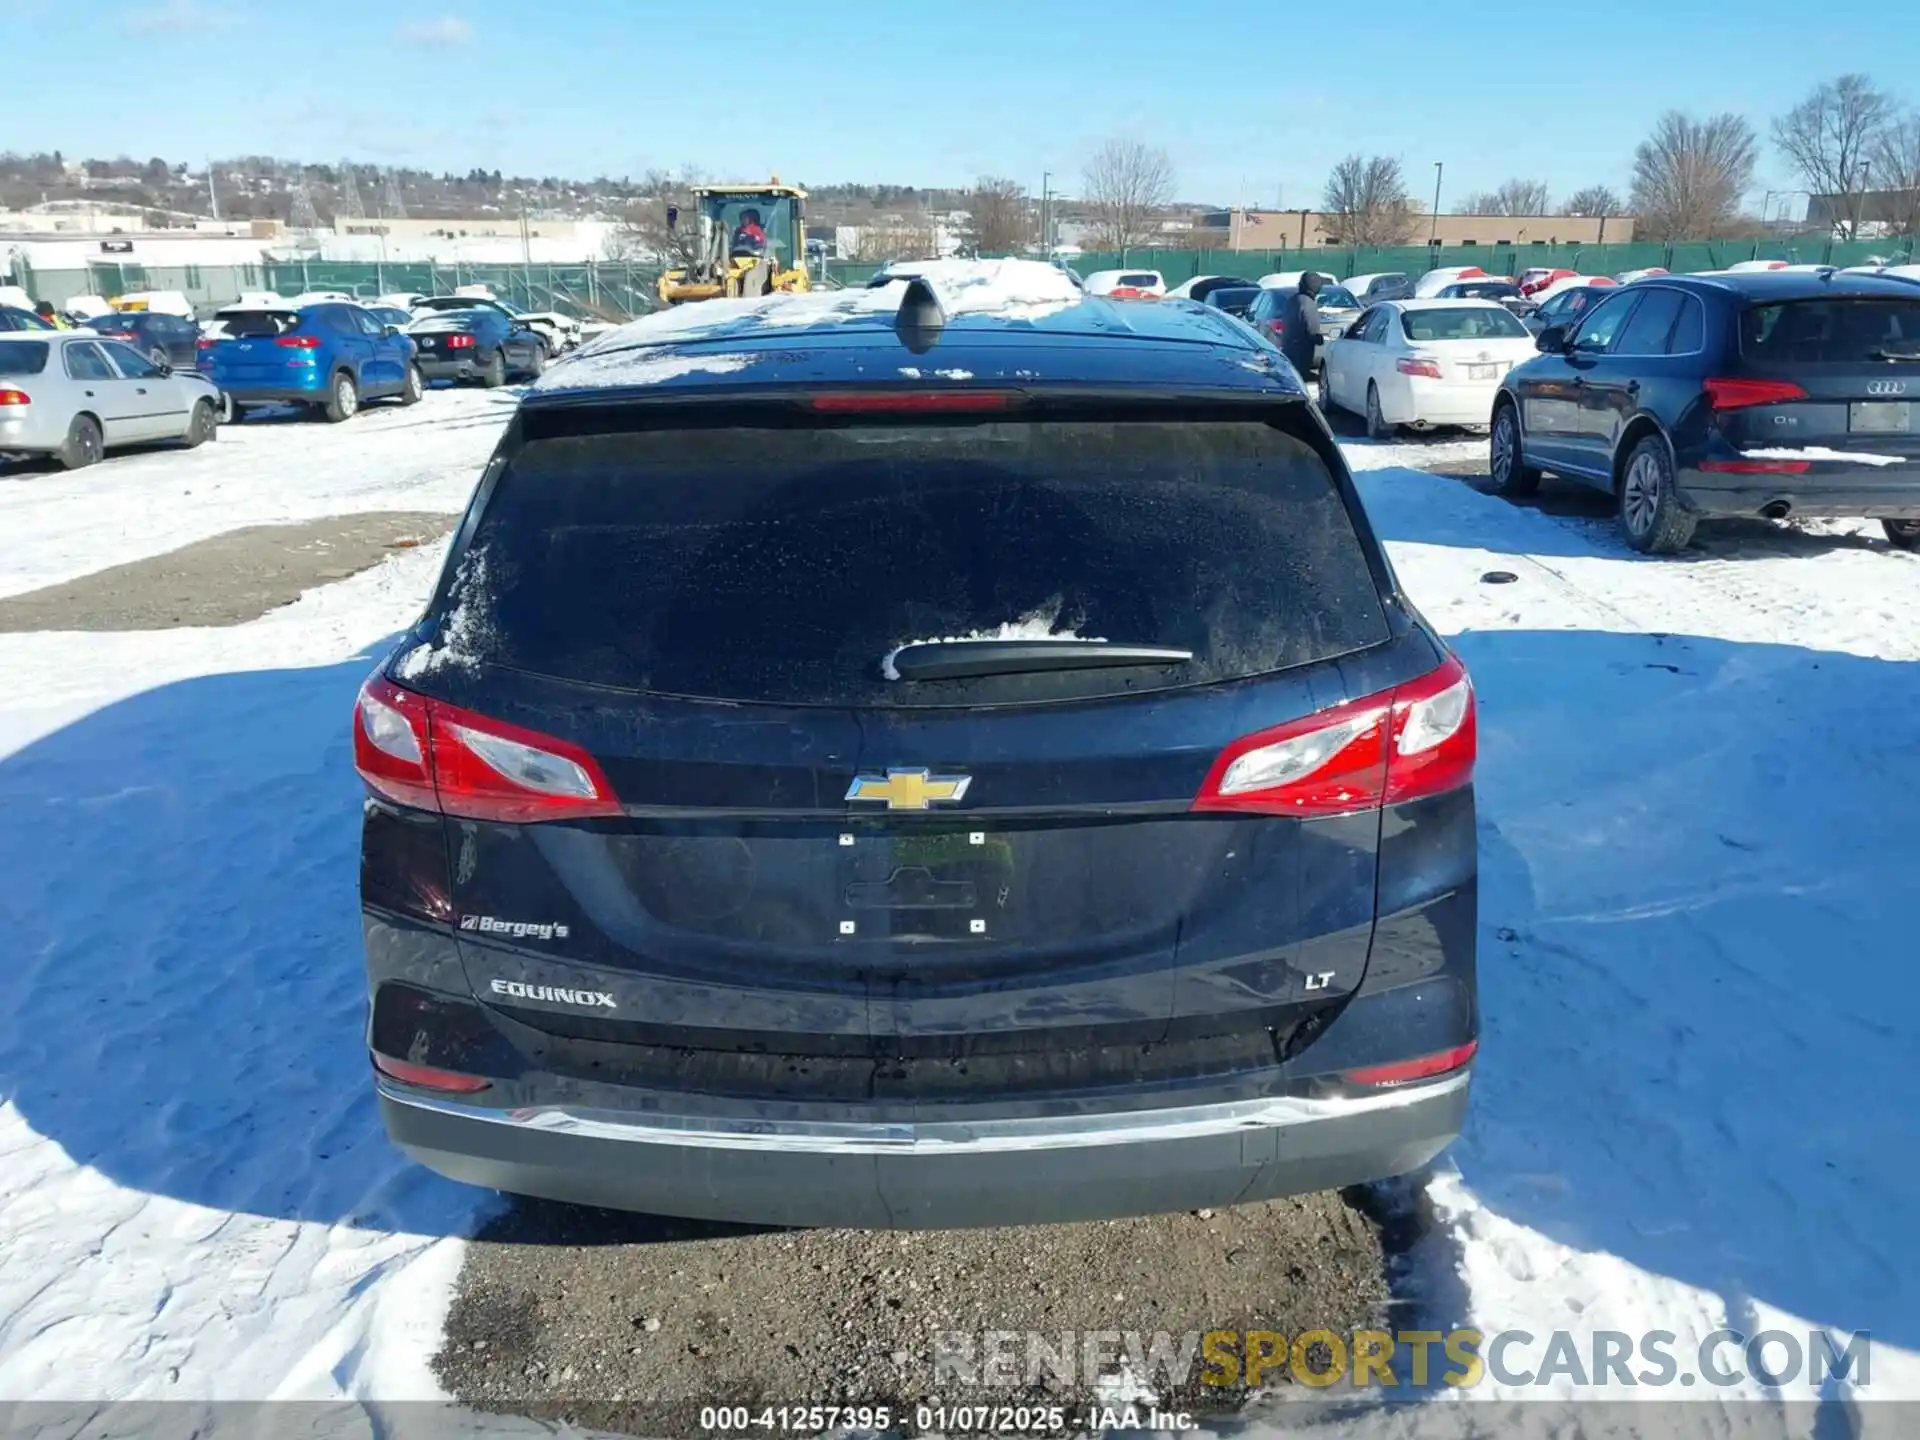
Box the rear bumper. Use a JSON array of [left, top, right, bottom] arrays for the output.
[[1680, 461, 1920, 518], [0, 410, 72, 452], [379, 1069, 1469, 1229], [211, 376, 331, 406], [416, 357, 484, 382], [1394, 378, 1502, 427]]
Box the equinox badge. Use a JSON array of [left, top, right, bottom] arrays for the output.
[[845, 768, 972, 811]]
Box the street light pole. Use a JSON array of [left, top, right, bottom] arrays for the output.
[[1853, 161, 1873, 242], [1040, 171, 1052, 256], [1430, 162, 1444, 248]]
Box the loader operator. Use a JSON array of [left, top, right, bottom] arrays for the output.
[[731, 208, 768, 259]]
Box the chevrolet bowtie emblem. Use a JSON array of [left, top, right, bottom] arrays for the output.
[[845, 768, 972, 811]]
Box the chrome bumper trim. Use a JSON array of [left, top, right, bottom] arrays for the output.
[[378, 1069, 1470, 1156]]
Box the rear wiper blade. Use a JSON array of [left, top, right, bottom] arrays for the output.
[[1867, 347, 1920, 361], [887, 639, 1193, 681]]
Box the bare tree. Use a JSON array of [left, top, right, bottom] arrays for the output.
[[845, 217, 938, 263], [1870, 110, 1920, 239], [1630, 111, 1758, 240], [1463, 178, 1552, 216], [1772, 74, 1895, 239], [1081, 140, 1175, 251], [1320, 154, 1419, 245], [960, 176, 1030, 256], [608, 167, 706, 266], [1563, 184, 1625, 218]]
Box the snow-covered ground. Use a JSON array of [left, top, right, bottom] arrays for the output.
[[1, 406, 1915, 1432]]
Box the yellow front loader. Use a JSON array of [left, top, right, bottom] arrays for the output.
[[656, 180, 813, 306]]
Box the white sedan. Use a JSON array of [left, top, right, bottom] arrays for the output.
[[1318, 299, 1538, 438], [1257, 269, 1343, 290]]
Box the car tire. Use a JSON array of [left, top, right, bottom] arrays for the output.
[[1365, 382, 1394, 440], [183, 398, 218, 448], [1882, 518, 1920, 551], [521, 345, 545, 380], [480, 350, 506, 388], [322, 370, 359, 423], [57, 413, 104, 470], [1316, 370, 1339, 416], [1618, 434, 1696, 555], [399, 363, 424, 406], [1487, 402, 1542, 498]]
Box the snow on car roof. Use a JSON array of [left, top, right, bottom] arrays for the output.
[[553, 259, 1083, 369]]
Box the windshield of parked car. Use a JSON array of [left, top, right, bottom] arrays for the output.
[[1740, 297, 1920, 363], [445, 415, 1389, 708], [1316, 286, 1360, 309], [0, 340, 50, 375], [1401, 306, 1530, 341], [1116, 273, 1160, 288], [1208, 287, 1261, 315]]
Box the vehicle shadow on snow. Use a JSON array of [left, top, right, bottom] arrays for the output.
[[0, 645, 484, 1242], [0, 625, 1915, 1338], [1449, 625, 1920, 1354]]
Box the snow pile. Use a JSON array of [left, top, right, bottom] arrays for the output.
[[1742, 446, 1904, 468], [880, 599, 1102, 680], [530, 348, 757, 393], [572, 258, 1083, 361]]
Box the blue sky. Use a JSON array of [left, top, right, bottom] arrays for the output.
[[7, 0, 1916, 209]]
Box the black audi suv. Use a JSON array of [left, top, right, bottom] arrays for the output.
[[1491, 270, 1920, 552], [355, 266, 1480, 1229]]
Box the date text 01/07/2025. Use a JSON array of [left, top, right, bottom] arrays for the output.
[[696, 1404, 1201, 1433]]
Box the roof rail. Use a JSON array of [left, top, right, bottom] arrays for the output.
[[895, 276, 945, 354]]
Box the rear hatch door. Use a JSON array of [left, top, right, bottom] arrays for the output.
[[1722, 292, 1920, 460], [409, 395, 1403, 1079], [206, 309, 304, 385]]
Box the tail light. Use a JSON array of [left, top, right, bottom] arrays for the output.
[[1345, 1039, 1478, 1087], [446, 334, 476, 350], [1704, 377, 1808, 410], [1397, 357, 1443, 378], [354, 673, 622, 824], [1193, 653, 1475, 817], [275, 334, 321, 349], [0, 389, 30, 407], [102, 330, 136, 342], [372, 1053, 490, 1094], [195, 338, 216, 350]]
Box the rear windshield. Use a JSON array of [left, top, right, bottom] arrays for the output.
[[1316, 286, 1359, 308], [1401, 307, 1529, 341], [0, 341, 49, 376], [1210, 287, 1260, 313], [1740, 298, 1920, 363], [1446, 282, 1520, 301], [410, 312, 479, 330], [438, 416, 1388, 707], [216, 309, 299, 338], [1117, 273, 1159, 287], [85, 315, 142, 332], [415, 297, 487, 313]]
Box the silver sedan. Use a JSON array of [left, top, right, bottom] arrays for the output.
[[0, 330, 223, 469]]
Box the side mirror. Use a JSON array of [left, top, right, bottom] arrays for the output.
[[1535, 324, 1567, 353], [384, 323, 401, 336], [154, 359, 173, 376]]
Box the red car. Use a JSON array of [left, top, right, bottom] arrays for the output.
[[1518, 268, 1577, 298]]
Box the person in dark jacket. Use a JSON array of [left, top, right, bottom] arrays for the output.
[[1278, 271, 1325, 377]]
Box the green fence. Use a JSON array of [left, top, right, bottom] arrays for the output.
[[824, 236, 1917, 290], [7, 257, 666, 321]]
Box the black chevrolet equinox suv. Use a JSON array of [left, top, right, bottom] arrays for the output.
[[354, 262, 1479, 1229]]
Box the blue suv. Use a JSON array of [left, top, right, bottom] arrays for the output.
[[200, 301, 422, 421]]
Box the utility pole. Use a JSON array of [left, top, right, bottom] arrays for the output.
[[1853, 160, 1873, 242], [206, 158, 219, 221], [1041, 171, 1052, 256], [1430, 162, 1444, 248]]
